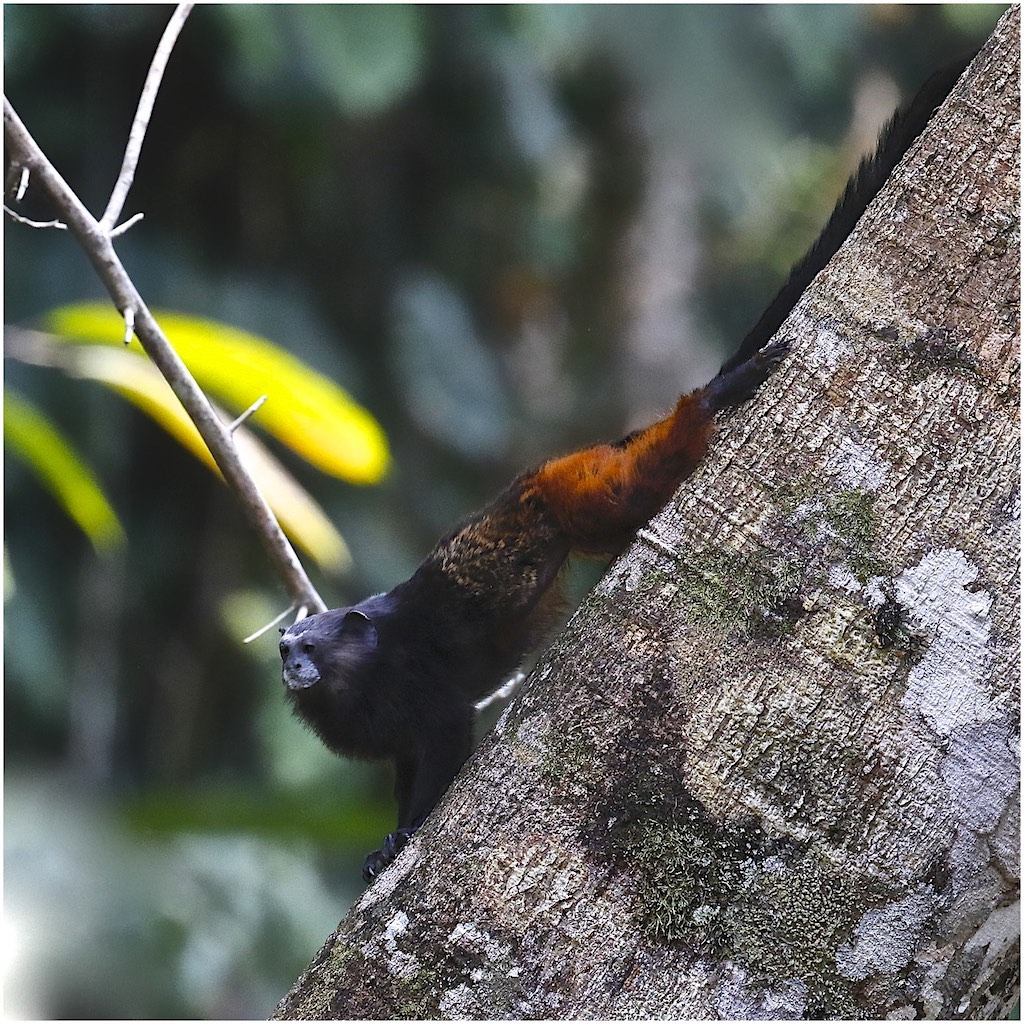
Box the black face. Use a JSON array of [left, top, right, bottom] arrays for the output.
[[279, 625, 322, 691], [279, 607, 380, 692]]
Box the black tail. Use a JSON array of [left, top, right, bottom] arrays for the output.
[[718, 51, 977, 377]]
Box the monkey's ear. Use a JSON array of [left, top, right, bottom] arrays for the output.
[[343, 609, 379, 649]]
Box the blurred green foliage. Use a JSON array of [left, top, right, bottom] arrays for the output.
[[3, 4, 1002, 1018]]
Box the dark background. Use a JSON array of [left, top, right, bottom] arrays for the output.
[[4, 5, 1003, 1017]]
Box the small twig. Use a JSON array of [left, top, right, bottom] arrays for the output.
[[228, 394, 268, 433], [99, 3, 194, 232], [110, 211, 145, 238], [475, 669, 526, 711], [3, 204, 67, 230], [122, 305, 136, 346], [15, 166, 29, 201], [243, 604, 296, 645]]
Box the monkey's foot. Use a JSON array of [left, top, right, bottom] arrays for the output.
[[705, 336, 790, 411], [362, 827, 415, 883]]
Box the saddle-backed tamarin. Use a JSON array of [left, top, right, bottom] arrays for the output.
[[279, 55, 972, 882]]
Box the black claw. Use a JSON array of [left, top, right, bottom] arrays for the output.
[[759, 337, 791, 364], [704, 335, 790, 412], [362, 828, 416, 883]]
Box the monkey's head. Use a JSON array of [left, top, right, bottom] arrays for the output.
[[279, 600, 382, 694]]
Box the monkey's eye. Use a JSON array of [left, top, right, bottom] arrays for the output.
[[302, 642, 315, 655], [279, 640, 288, 659]]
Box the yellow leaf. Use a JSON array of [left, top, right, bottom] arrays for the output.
[[60, 346, 350, 574], [4, 389, 126, 554], [47, 302, 389, 484]]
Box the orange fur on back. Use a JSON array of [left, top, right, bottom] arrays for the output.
[[532, 389, 713, 555]]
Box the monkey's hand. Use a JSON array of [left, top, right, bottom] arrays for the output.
[[363, 827, 415, 883]]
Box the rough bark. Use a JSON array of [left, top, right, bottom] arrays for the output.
[[275, 11, 1019, 1020]]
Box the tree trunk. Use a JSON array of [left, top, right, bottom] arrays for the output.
[[275, 11, 1019, 1020]]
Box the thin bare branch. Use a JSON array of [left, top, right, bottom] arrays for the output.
[[110, 211, 145, 238], [243, 604, 297, 645], [3, 204, 66, 230], [4, 94, 327, 617], [15, 165, 29, 200], [228, 394, 268, 433], [99, 3, 194, 232], [474, 669, 524, 711]]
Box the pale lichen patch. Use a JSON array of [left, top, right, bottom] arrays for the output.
[[385, 910, 409, 939], [385, 951, 421, 984], [789, 310, 856, 372], [827, 434, 891, 491], [940, 720, 1018, 833], [863, 576, 888, 606], [827, 565, 864, 594], [446, 922, 511, 964], [357, 907, 421, 982], [895, 548, 996, 735], [713, 961, 809, 1019], [835, 888, 936, 980], [962, 899, 1020, 977], [438, 982, 476, 1018]]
